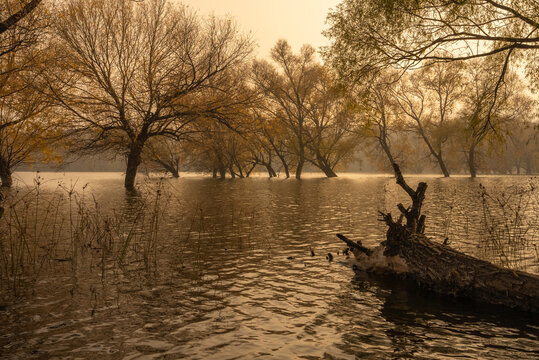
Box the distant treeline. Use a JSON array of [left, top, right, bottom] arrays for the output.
[[1, 0, 537, 189]]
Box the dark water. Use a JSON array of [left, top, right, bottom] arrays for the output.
[[1, 172, 538, 359]]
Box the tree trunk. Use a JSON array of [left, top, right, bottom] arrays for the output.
[[316, 154, 338, 178], [125, 143, 143, 189], [0, 192, 3, 220], [266, 164, 277, 178], [0, 157, 13, 188], [218, 166, 226, 179], [282, 162, 290, 178], [295, 159, 304, 179], [468, 144, 477, 178], [235, 162, 245, 178], [270, 142, 290, 178], [212, 168, 217, 178], [245, 163, 256, 177], [437, 155, 450, 178], [275, 152, 290, 178], [417, 128, 450, 177], [324, 167, 338, 178], [157, 161, 179, 178]]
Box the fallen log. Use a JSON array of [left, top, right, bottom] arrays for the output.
[[338, 232, 539, 313], [337, 163, 539, 313]]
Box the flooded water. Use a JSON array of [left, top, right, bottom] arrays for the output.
[[1, 172, 538, 359]]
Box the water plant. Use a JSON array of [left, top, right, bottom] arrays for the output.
[[478, 178, 538, 271], [0, 177, 167, 303]]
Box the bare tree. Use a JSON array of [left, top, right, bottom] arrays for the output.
[[351, 72, 404, 170], [252, 40, 320, 179], [303, 70, 359, 177], [250, 103, 296, 178], [393, 62, 463, 177], [142, 138, 183, 178], [47, 0, 253, 189], [457, 57, 519, 177]]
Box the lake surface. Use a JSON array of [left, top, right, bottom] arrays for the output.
[[1, 172, 538, 359]]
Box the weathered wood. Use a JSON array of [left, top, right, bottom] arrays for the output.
[[338, 232, 539, 312], [336, 233, 372, 256]]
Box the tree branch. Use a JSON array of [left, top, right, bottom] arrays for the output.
[[0, 0, 42, 35]]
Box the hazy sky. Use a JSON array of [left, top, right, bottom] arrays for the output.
[[179, 0, 342, 58]]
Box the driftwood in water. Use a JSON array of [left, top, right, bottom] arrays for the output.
[[338, 231, 539, 313], [338, 163, 539, 313]]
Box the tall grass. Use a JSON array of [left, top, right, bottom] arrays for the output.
[[0, 177, 166, 302], [478, 179, 538, 270]]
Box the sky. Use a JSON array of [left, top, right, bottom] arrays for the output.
[[179, 0, 342, 58]]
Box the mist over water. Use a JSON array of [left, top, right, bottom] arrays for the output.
[[1, 172, 538, 359]]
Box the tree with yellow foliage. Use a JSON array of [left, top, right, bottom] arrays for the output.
[[0, 0, 53, 187], [47, 0, 253, 189]]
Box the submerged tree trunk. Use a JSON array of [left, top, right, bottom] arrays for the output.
[[416, 127, 450, 177], [295, 159, 304, 179], [245, 163, 257, 177], [0, 157, 13, 188], [266, 164, 277, 178], [438, 156, 450, 178], [281, 161, 290, 178], [318, 163, 337, 178], [315, 154, 338, 178], [218, 166, 226, 179], [269, 141, 290, 178], [337, 162, 539, 312], [338, 230, 539, 312], [125, 143, 144, 190]]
